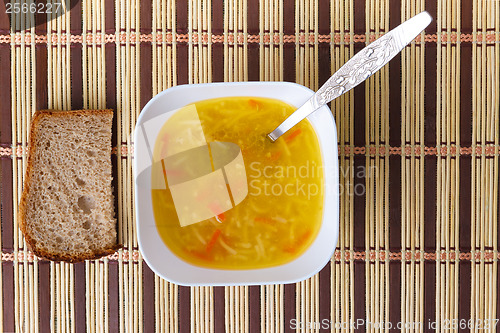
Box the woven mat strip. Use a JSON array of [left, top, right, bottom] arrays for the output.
[[2, 32, 500, 46], [1, 0, 500, 332], [3, 144, 500, 158], [4, 249, 500, 262]]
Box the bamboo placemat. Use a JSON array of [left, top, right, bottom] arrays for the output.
[[0, 0, 499, 332]]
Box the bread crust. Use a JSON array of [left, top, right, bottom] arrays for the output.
[[18, 109, 122, 263]]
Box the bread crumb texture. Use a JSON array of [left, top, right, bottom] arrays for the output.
[[20, 110, 119, 262]]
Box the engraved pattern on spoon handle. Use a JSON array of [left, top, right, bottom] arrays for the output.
[[312, 32, 399, 108]]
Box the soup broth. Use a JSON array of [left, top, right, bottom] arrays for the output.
[[151, 97, 324, 269]]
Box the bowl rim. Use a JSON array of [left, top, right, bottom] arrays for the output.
[[134, 81, 339, 286]]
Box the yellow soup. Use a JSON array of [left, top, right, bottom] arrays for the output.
[[151, 97, 324, 269]]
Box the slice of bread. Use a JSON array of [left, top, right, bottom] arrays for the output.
[[19, 110, 121, 262]]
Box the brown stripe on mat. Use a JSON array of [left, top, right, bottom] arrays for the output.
[[458, 0, 473, 254], [424, 0, 437, 146], [176, 0, 188, 85], [108, 262, 118, 333], [140, 0, 152, 110], [459, 21, 472, 145], [0, 1, 12, 256], [423, 0, 438, 252], [423, 2, 438, 318], [317, 45, 330, 85], [246, 0, 259, 81], [70, 0, 83, 110], [352, 0, 366, 263], [388, 0, 401, 251], [0, 157, 12, 251], [212, 0, 224, 82], [2, 263, 14, 332], [388, 262, 401, 333], [318, 263, 331, 330], [213, 286, 225, 333], [317, 0, 330, 86], [353, 262, 365, 328], [73, 262, 86, 333], [33, 9, 50, 333], [104, 1, 118, 332], [38, 262, 50, 332], [425, 0, 437, 34], [248, 285, 260, 333], [423, 261, 436, 332], [104, 0, 116, 111], [178, 286, 190, 332], [317, 0, 330, 87], [352, 86, 365, 147], [387, 5, 403, 326], [283, 283, 295, 333], [139, 7, 154, 324], [458, 262, 471, 326], [282, 0, 295, 82], [175, 1, 190, 331], [143, 264, 155, 333], [459, 157, 472, 252], [35, 6, 48, 111], [176, 0, 188, 34], [389, 156, 401, 249], [388, 1, 401, 147], [353, 155, 366, 251], [318, 0, 331, 327], [460, 0, 473, 35], [424, 155, 437, 250]]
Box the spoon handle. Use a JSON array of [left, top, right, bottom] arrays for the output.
[[267, 11, 432, 142]]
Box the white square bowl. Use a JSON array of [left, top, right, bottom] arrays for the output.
[[134, 82, 339, 286]]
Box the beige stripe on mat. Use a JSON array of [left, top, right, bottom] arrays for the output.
[[295, 0, 318, 91], [224, 0, 247, 82], [152, 0, 177, 92], [471, 0, 499, 331], [364, 1, 390, 333], [330, 0, 356, 330], [115, 0, 143, 332], [401, 2, 426, 332], [191, 286, 214, 333], [188, 0, 211, 84], [225, 286, 249, 333], [261, 285, 283, 332], [259, 0, 283, 81], [435, 1, 461, 331]]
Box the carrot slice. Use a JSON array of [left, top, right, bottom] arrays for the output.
[[248, 99, 260, 109], [188, 249, 213, 261], [283, 230, 312, 254], [216, 213, 226, 222], [254, 217, 275, 224], [269, 151, 282, 161], [206, 229, 222, 253], [285, 129, 302, 144]]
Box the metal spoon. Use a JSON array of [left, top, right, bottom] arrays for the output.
[[267, 11, 432, 142]]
